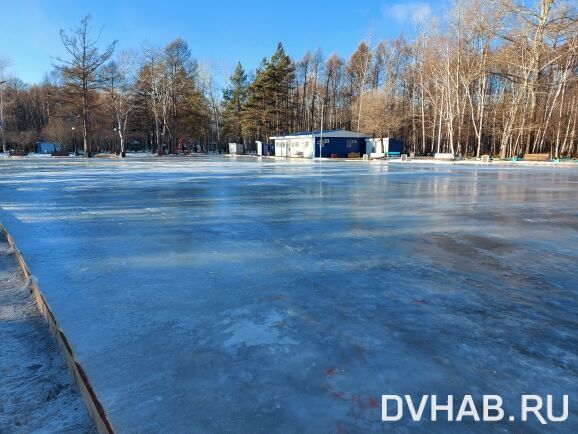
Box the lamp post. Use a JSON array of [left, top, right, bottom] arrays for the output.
[[319, 98, 325, 159], [113, 127, 117, 154], [72, 126, 76, 156], [0, 80, 6, 153], [316, 89, 326, 159]]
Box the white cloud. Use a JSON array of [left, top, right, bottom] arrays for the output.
[[383, 1, 433, 25]]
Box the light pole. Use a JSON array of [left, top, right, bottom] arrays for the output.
[[72, 126, 76, 155], [316, 89, 326, 159], [319, 98, 325, 159], [0, 80, 6, 153]]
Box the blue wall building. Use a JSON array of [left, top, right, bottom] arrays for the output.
[[270, 130, 371, 158], [35, 142, 62, 154]]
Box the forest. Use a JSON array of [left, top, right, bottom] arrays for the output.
[[0, 0, 576, 158]]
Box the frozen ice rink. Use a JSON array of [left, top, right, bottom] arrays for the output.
[[0, 157, 577, 432]]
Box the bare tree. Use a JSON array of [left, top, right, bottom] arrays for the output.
[[198, 63, 222, 149], [296, 51, 312, 131], [325, 54, 344, 129], [164, 38, 194, 153], [346, 41, 373, 131], [139, 45, 170, 154], [55, 15, 116, 157], [102, 50, 137, 157], [0, 56, 10, 153]]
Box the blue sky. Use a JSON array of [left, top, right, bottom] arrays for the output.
[[0, 0, 447, 85]]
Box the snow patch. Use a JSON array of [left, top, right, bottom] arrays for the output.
[[0, 236, 93, 432], [223, 311, 297, 349]]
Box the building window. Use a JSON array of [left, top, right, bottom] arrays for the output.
[[347, 139, 357, 148]]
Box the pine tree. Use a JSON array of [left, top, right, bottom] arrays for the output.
[[242, 43, 296, 141], [242, 58, 269, 142], [222, 62, 248, 143], [265, 43, 295, 135]]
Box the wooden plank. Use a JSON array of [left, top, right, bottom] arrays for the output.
[[0, 224, 115, 434], [524, 153, 550, 161]]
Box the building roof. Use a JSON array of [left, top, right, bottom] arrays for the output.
[[290, 129, 341, 136], [270, 130, 371, 140]]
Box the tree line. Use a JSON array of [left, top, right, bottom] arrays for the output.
[[0, 0, 576, 158]]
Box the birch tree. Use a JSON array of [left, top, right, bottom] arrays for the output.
[[102, 51, 136, 157], [139, 46, 169, 153]]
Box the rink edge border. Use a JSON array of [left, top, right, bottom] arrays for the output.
[[0, 224, 114, 434]]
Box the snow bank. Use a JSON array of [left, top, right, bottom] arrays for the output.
[[0, 235, 93, 432]]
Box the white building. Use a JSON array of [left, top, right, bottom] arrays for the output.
[[270, 130, 371, 159], [228, 143, 245, 155], [365, 138, 405, 158]]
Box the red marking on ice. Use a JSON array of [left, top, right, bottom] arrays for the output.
[[411, 298, 426, 304], [335, 422, 348, 434], [353, 395, 379, 410], [322, 384, 347, 400], [325, 367, 337, 376]]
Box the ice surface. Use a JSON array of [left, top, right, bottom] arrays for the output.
[[0, 157, 576, 432]]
